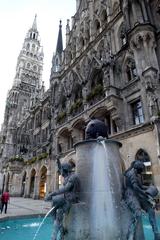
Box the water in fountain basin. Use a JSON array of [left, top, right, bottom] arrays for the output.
[[0, 214, 158, 240]]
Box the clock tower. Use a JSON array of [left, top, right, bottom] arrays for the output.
[[1, 15, 44, 159]]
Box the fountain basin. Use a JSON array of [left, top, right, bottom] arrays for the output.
[[0, 216, 52, 240], [0, 215, 158, 240]]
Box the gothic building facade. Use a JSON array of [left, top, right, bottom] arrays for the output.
[[1, 0, 160, 199]]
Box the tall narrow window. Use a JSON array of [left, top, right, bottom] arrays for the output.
[[94, 19, 100, 32], [126, 59, 137, 81], [27, 43, 30, 50], [131, 100, 144, 125], [55, 58, 59, 72], [104, 115, 111, 135], [119, 23, 127, 48], [112, 120, 118, 133], [120, 31, 126, 46]]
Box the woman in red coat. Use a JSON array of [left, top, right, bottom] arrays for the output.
[[1, 190, 10, 214]]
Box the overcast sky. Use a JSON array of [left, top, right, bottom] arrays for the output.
[[0, 0, 76, 127]]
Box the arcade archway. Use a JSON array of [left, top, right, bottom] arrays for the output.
[[39, 166, 47, 199]]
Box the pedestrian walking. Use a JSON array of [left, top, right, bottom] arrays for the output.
[[1, 190, 10, 214]]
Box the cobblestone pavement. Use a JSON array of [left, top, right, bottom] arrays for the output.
[[0, 197, 51, 220]]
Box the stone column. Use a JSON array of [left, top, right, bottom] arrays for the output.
[[141, 0, 149, 22], [88, 0, 94, 40], [46, 170, 51, 194], [24, 176, 30, 198], [33, 175, 40, 199], [131, 3, 139, 24]]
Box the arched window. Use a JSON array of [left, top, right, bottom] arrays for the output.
[[131, 99, 144, 125], [27, 63, 30, 69], [58, 128, 73, 153], [100, 9, 107, 24], [79, 36, 85, 49], [26, 43, 30, 50], [135, 149, 153, 185], [35, 113, 41, 128], [126, 59, 137, 81], [94, 19, 100, 31], [39, 166, 47, 199], [55, 58, 59, 72]]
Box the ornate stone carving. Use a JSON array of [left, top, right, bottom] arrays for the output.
[[130, 30, 155, 51]]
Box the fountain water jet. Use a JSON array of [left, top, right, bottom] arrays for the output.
[[33, 206, 55, 240], [90, 140, 122, 239]]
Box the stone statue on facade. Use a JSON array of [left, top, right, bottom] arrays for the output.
[[121, 0, 130, 30], [45, 157, 80, 240], [124, 160, 160, 240]]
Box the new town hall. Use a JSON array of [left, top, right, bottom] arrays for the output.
[[0, 0, 160, 199]]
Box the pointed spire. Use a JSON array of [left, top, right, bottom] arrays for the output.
[[66, 19, 70, 33], [66, 19, 70, 46], [32, 14, 37, 31], [56, 20, 63, 54]]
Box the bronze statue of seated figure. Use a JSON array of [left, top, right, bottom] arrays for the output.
[[45, 157, 80, 240]]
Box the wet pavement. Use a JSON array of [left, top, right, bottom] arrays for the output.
[[0, 197, 51, 220]]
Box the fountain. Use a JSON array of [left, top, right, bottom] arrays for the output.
[[45, 119, 159, 240]]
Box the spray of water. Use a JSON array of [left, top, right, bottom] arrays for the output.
[[90, 140, 122, 239], [33, 206, 55, 240]]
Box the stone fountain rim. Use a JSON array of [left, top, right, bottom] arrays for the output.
[[74, 139, 122, 149]]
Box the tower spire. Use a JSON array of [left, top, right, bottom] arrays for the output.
[[32, 14, 37, 31], [56, 20, 63, 54]]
